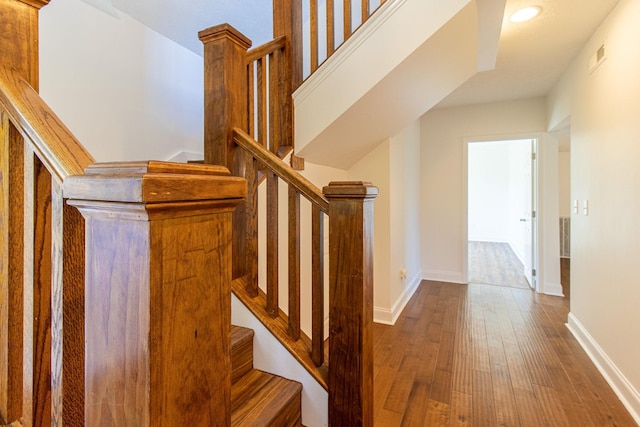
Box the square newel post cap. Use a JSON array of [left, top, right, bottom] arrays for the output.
[[323, 181, 378, 200], [64, 160, 247, 207], [198, 23, 252, 49]]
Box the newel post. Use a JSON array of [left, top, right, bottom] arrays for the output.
[[324, 181, 378, 426], [199, 23, 251, 168], [64, 161, 246, 426], [0, 0, 49, 90]]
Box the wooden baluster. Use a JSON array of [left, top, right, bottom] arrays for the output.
[[269, 51, 281, 155], [257, 56, 268, 149], [311, 205, 325, 366], [31, 156, 53, 427], [248, 62, 255, 139], [266, 170, 279, 317], [288, 186, 301, 340], [310, 0, 319, 72], [324, 181, 378, 427], [65, 161, 246, 426], [278, 44, 293, 153], [362, 0, 370, 23], [327, 0, 335, 56], [0, 115, 24, 426], [245, 156, 259, 297], [274, 0, 303, 89], [344, 0, 352, 40]]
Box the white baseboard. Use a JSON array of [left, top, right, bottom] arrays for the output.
[[566, 313, 640, 425], [374, 272, 421, 325], [541, 281, 564, 297], [422, 269, 465, 284]]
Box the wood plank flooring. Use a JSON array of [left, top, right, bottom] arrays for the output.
[[373, 279, 636, 426]]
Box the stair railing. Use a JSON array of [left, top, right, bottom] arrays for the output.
[[0, 63, 93, 426], [275, 0, 390, 85], [201, 23, 377, 425]]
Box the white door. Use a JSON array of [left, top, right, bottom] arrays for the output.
[[521, 139, 536, 288]]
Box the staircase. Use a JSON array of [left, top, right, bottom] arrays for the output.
[[231, 326, 302, 426]]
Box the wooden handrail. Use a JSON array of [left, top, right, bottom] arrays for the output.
[[233, 128, 328, 211], [0, 66, 94, 182], [246, 36, 286, 63]]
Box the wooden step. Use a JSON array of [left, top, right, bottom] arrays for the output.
[[231, 369, 302, 427], [231, 325, 254, 384]]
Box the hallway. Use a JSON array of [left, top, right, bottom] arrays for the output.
[[373, 280, 636, 426]]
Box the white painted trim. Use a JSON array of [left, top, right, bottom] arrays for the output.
[[566, 313, 640, 425], [422, 269, 465, 284], [374, 272, 422, 325], [293, 0, 408, 104], [463, 134, 543, 293], [541, 282, 564, 297]]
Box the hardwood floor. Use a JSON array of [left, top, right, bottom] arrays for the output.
[[373, 280, 636, 426], [468, 242, 530, 290]]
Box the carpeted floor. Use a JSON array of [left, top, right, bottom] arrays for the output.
[[468, 241, 531, 289]]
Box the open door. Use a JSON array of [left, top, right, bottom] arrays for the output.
[[521, 139, 537, 288]]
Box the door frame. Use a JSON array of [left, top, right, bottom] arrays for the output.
[[462, 133, 541, 292]]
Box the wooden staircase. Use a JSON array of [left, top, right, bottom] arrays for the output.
[[231, 326, 302, 426], [0, 0, 383, 425]]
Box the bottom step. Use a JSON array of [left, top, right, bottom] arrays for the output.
[[231, 369, 302, 427]]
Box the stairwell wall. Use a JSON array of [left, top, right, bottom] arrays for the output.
[[39, 0, 204, 162]]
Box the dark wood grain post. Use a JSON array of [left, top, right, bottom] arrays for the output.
[[199, 23, 251, 168], [0, 0, 49, 90], [324, 181, 378, 427], [274, 0, 302, 90], [200, 24, 251, 281], [64, 161, 246, 426]]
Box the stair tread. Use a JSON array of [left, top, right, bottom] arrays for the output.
[[231, 325, 254, 346], [231, 369, 302, 426], [231, 325, 255, 384]]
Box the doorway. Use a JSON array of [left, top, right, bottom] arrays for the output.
[[466, 138, 537, 290]]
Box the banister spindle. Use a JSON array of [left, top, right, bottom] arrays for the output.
[[245, 156, 259, 297], [344, 0, 352, 40], [0, 114, 24, 426], [324, 181, 377, 427], [327, 0, 335, 56], [310, 0, 319, 72], [257, 56, 268, 148], [266, 170, 279, 317], [269, 51, 281, 155], [311, 205, 325, 366], [288, 186, 301, 340], [362, 0, 370, 23]]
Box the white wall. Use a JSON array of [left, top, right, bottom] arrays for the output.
[[345, 120, 422, 325], [468, 142, 511, 242], [39, 0, 204, 163], [420, 97, 562, 294], [550, 0, 640, 420], [558, 150, 571, 217]]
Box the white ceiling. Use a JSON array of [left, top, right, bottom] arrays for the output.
[[437, 0, 620, 108], [101, 0, 620, 110]]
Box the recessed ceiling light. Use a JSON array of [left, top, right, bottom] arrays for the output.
[[510, 6, 542, 23]]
